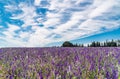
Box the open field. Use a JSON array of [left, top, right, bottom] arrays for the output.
[[0, 47, 120, 79]]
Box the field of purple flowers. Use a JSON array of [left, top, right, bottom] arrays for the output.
[[0, 47, 120, 79]]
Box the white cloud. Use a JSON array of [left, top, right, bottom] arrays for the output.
[[0, 36, 27, 47], [44, 18, 60, 28], [43, 0, 120, 44], [4, 5, 19, 12], [34, 0, 41, 6], [89, 0, 116, 18], [0, 24, 27, 47], [28, 26, 52, 46], [0, 26, 3, 28], [2, 24, 20, 38], [8, 24, 20, 32], [11, 3, 38, 27], [1, 0, 120, 47], [19, 31, 30, 39], [49, 0, 70, 11]]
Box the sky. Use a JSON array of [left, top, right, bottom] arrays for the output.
[[0, 0, 120, 47]]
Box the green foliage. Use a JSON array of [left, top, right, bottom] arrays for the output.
[[62, 41, 84, 47], [62, 41, 74, 47], [0, 63, 7, 79], [62, 39, 120, 47]]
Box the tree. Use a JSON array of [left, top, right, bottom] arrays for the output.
[[87, 44, 90, 47], [74, 43, 78, 47], [89, 41, 96, 47], [117, 40, 120, 46], [62, 39, 119, 47], [62, 41, 74, 47]]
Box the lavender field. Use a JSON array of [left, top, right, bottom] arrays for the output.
[[0, 47, 120, 79]]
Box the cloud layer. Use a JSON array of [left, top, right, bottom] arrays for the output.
[[0, 0, 120, 47]]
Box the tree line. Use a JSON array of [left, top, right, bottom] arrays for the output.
[[62, 40, 120, 47]]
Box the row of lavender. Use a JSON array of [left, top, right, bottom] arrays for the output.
[[0, 47, 120, 79]]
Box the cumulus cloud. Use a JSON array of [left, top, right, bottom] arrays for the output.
[[0, 0, 120, 47], [34, 0, 41, 6], [11, 3, 38, 27], [89, 0, 116, 18], [2, 24, 20, 38]]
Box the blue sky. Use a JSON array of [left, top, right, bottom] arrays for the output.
[[0, 0, 120, 47]]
